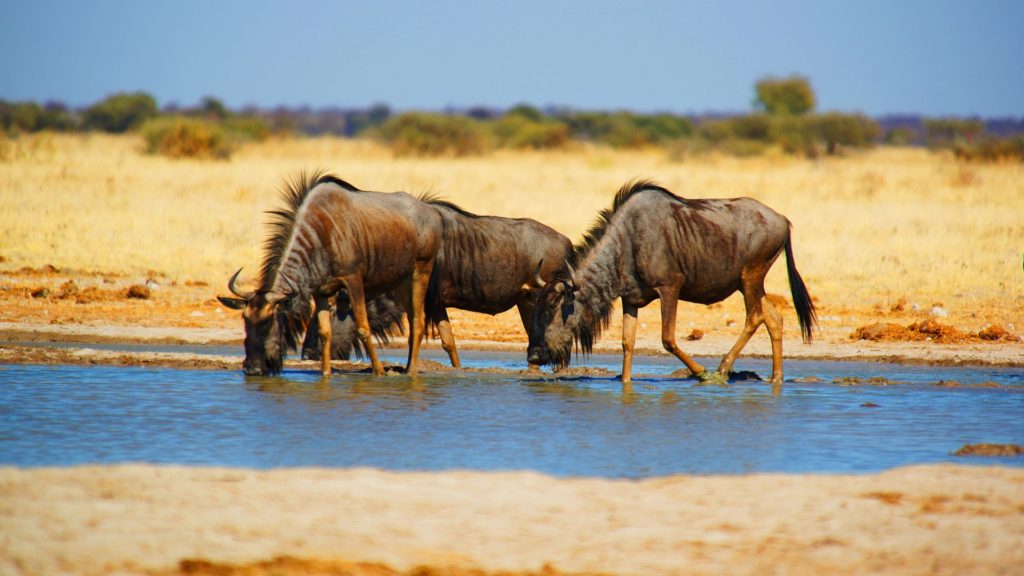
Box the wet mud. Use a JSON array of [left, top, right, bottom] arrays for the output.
[[954, 443, 1024, 457]]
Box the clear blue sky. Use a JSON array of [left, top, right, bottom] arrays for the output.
[[2, 0, 1022, 117]]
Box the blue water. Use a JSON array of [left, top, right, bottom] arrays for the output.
[[1, 351, 1021, 477]]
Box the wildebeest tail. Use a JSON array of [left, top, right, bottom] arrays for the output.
[[784, 233, 817, 344]]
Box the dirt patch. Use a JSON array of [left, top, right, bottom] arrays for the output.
[[168, 556, 570, 576], [954, 444, 1024, 457], [127, 284, 152, 299], [851, 320, 1018, 344], [978, 324, 1020, 342]]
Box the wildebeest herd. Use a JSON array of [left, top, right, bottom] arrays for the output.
[[219, 171, 816, 384]]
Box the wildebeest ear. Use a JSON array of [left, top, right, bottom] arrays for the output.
[[217, 295, 247, 310]]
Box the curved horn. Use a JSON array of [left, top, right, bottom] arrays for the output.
[[533, 259, 547, 288], [227, 268, 254, 300]]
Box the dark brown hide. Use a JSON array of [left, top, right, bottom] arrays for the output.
[[220, 171, 441, 377], [307, 198, 573, 368], [528, 179, 816, 385]]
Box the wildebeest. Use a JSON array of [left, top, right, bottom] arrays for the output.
[[218, 171, 441, 377], [299, 291, 404, 362], [527, 179, 816, 385], [303, 196, 574, 368]]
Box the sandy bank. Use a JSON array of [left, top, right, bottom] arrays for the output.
[[1, 464, 1022, 575]]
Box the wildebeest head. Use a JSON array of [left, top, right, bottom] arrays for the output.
[[527, 263, 579, 369], [217, 268, 293, 376]]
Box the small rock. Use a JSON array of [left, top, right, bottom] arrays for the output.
[[930, 306, 948, 318], [190, 311, 205, 317], [30, 287, 50, 298], [860, 402, 880, 408], [686, 328, 704, 341]]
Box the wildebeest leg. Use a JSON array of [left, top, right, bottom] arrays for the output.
[[761, 295, 784, 384], [621, 303, 639, 384], [717, 273, 771, 379], [313, 295, 334, 377], [515, 300, 541, 372], [405, 260, 435, 376], [656, 286, 706, 377], [434, 307, 461, 368], [345, 277, 385, 376]]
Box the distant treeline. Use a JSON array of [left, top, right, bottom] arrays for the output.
[[3, 77, 1023, 161]]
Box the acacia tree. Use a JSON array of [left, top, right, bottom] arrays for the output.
[[754, 76, 816, 116]]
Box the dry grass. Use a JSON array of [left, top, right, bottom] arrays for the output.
[[1, 133, 1022, 334]]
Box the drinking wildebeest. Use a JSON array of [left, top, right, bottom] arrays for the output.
[[303, 197, 574, 369], [527, 179, 816, 385], [300, 291, 404, 362], [218, 171, 441, 377]]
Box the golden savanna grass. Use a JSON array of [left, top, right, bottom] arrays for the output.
[[1, 132, 1022, 335]]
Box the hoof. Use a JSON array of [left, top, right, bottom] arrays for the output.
[[696, 370, 729, 386]]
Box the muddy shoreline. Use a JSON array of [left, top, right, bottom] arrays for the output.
[[2, 321, 1022, 374]]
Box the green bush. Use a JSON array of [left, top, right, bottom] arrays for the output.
[[376, 112, 488, 157], [884, 127, 917, 146], [0, 101, 77, 134], [771, 116, 816, 155], [222, 115, 272, 142], [561, 111, 693, 148], [809, 113, 880, 152], [0, 101, 42, 132], [954, 135, 1024, 162], [631, 113, 694, 143], [505, 104, 544, 122], [699, 115, 776, 145], [923, 118, 984, 148], [726, 114, 775, 141], [84, 92, 158, 133], [490, 115, 569, 150], [141, 116, 232, 159]]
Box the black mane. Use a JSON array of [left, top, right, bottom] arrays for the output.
[[255, 169, 362, 356], [570, 178, 680, 267], [258, 170, 360, 291], [417, 192, 480, 219]]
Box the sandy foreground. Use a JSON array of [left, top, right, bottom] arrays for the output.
[[1, 464, 1022, 576]]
